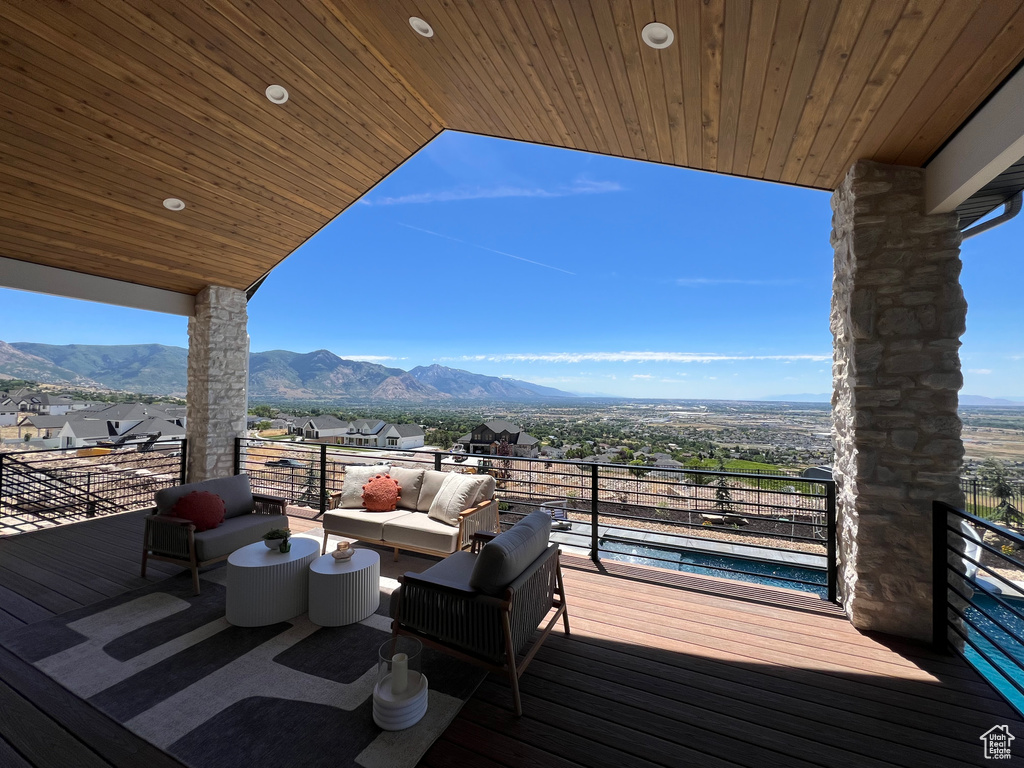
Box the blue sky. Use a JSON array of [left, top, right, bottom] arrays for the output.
[[1, 131, 1022, 400]]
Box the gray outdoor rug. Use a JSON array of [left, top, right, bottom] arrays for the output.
[[0, 563, 486, 768]]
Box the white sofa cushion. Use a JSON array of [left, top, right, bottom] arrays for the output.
[[383, 512, 460, 554], [428, 473, 480, 526], [388, 466, 424, 510], [416, 469, 447, 512], [469, 474, 496, 505], [337, 464, 391, 509], [323, 507, 408, 541]]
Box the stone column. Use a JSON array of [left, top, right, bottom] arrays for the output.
[[186, 286, 249, 483], [830, 160, 966, 642]]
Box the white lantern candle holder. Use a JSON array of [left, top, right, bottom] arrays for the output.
[[373, 637, 428, 730]]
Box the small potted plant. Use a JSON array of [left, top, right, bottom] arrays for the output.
[[263, 528, 292, 553]]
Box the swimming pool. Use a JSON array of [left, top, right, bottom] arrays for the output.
[[599, 539, 828, 598]]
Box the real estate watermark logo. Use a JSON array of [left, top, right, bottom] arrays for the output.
[[980, 725, 1015, 760]]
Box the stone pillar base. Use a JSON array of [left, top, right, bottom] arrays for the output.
[[186, 286, 248, 483], [830, 160, 965, 642]]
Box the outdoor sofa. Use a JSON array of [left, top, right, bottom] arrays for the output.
[[141, 473, 287, 594], [321, 465, 498, 560]]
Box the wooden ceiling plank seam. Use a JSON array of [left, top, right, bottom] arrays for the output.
[[553, 0, 631, 158], [842, 1, 984, 168], [668, 0, 701, 168], [700, 0, 727, 171], [795, 0, 909, 188], [779, 0, 873, 184], [442, 0, 547, 145], [230, 0, 436, 155], [0, 249, 208, 294], [321, 0, 480, 134], [319, 0, 448, 130], [730, 0, 782, 177], [565, 1, 644, 159], [461, 1, 568, 146], [886, 1, 1022, 165], [0, 170, 293, 258], [630, 0, 674, 163], [0, 113, 323, 247], [813, 0, 946, 188], [716, 0, 752, 174], [532, 0, 617, 156], [644, 0, 686, 166], [6, 4, 379, 201], [385, 2, 518, 141], [593, 0, 657, 160], [0, 83, 324, 242], [274, 0, 443, 138], [0, 22, 367, 210], [471, 1, 577, 148], [398, 1, 528, 143], [0, 194, 269, 274], [84, 0, 399, 188], [894, 2, 1024, 166], [512, 0, 603, 151], [0, 226, 247, 288], [762, 0, 841, 181], [745, 0, 811, 180], [0, 160, 300, 267]]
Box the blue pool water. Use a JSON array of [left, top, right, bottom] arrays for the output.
[[599, 539, 828, 598], [962, 595, 1024, 714]]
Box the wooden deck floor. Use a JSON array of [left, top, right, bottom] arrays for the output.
[[0, 511, 1020, 767]]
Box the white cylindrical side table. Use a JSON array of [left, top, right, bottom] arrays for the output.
[[308, 548, 380, 626], [226, 537, 319, 627]]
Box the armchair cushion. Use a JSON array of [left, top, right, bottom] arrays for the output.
[[470, 475, 496, 506], [156, 474, 254, 519], [470, 511, 551, 596], [388, 466, 424, 510], [172, 491, 224, 532], [383, 512, 461, 554], [337, 464, 391, 509], [428, 473, 480, 526], [193, 513, 286, 561]]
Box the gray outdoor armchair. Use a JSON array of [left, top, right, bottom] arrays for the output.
[[141, 474, 287, 594], [390, 511, 570, 715]]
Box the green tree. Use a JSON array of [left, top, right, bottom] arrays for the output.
[[714, 461, 734, 512], [628, 458, 649, 478], [979, 458, 1022, 528], [249, 404, 275, 418]]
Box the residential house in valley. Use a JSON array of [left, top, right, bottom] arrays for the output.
[[298, 417, 424, 449], [458, 420, 540, 457]]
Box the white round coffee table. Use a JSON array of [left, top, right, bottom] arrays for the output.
[[226, 537, 319, 627], [308, 548, 380, 626]]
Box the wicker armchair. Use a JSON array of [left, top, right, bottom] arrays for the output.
[[391, 513, 570, 715], [141, 474, 287, 594]]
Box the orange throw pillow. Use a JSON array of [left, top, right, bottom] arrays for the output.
[[172, 491, 225, 532], [362, 474, 401, 512]]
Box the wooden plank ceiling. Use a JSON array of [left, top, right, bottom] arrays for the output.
[[2, 1, 1023, 296]]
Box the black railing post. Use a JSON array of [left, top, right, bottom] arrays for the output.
[[826, 480, 838, 603], [179, 439, 188, 485], [932, 501, 949, 653], [972, 478, 978, 516], [233, 437, 242, 476], [434, 452, 442, 471], [0, 454, 4, 507], [320, 443, 328, 517], [590, 463, 599, 562]]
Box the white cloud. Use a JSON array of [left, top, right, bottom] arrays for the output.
[[366, 179, 623, 206], [399, 224, 575, 275], [968, 368, 993, 375], [632, 374, 653, 379], [443, 351, 830, 364], [339, 355, 401, 362]]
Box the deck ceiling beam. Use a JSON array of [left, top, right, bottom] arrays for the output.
[[0, 256, 195, 316], [925, 65, 1024, 214]]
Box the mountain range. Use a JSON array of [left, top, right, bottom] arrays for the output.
[[0, 341, 575, 402]]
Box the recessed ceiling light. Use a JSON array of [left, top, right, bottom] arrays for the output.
[[641, 22, 674, 49], [265, 84, 289, 104], [163, 198, 185, 211], [409, 17, 434, 38]]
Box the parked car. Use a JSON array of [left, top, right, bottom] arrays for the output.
[[265, 458, 307, 468]]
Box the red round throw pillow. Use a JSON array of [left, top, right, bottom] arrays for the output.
[[172, 491, 225, 532], [362, 474, 401, 512]]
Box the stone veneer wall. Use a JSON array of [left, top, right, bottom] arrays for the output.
[[830, 160, 966, 642], [186, 286, 249, 483]]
